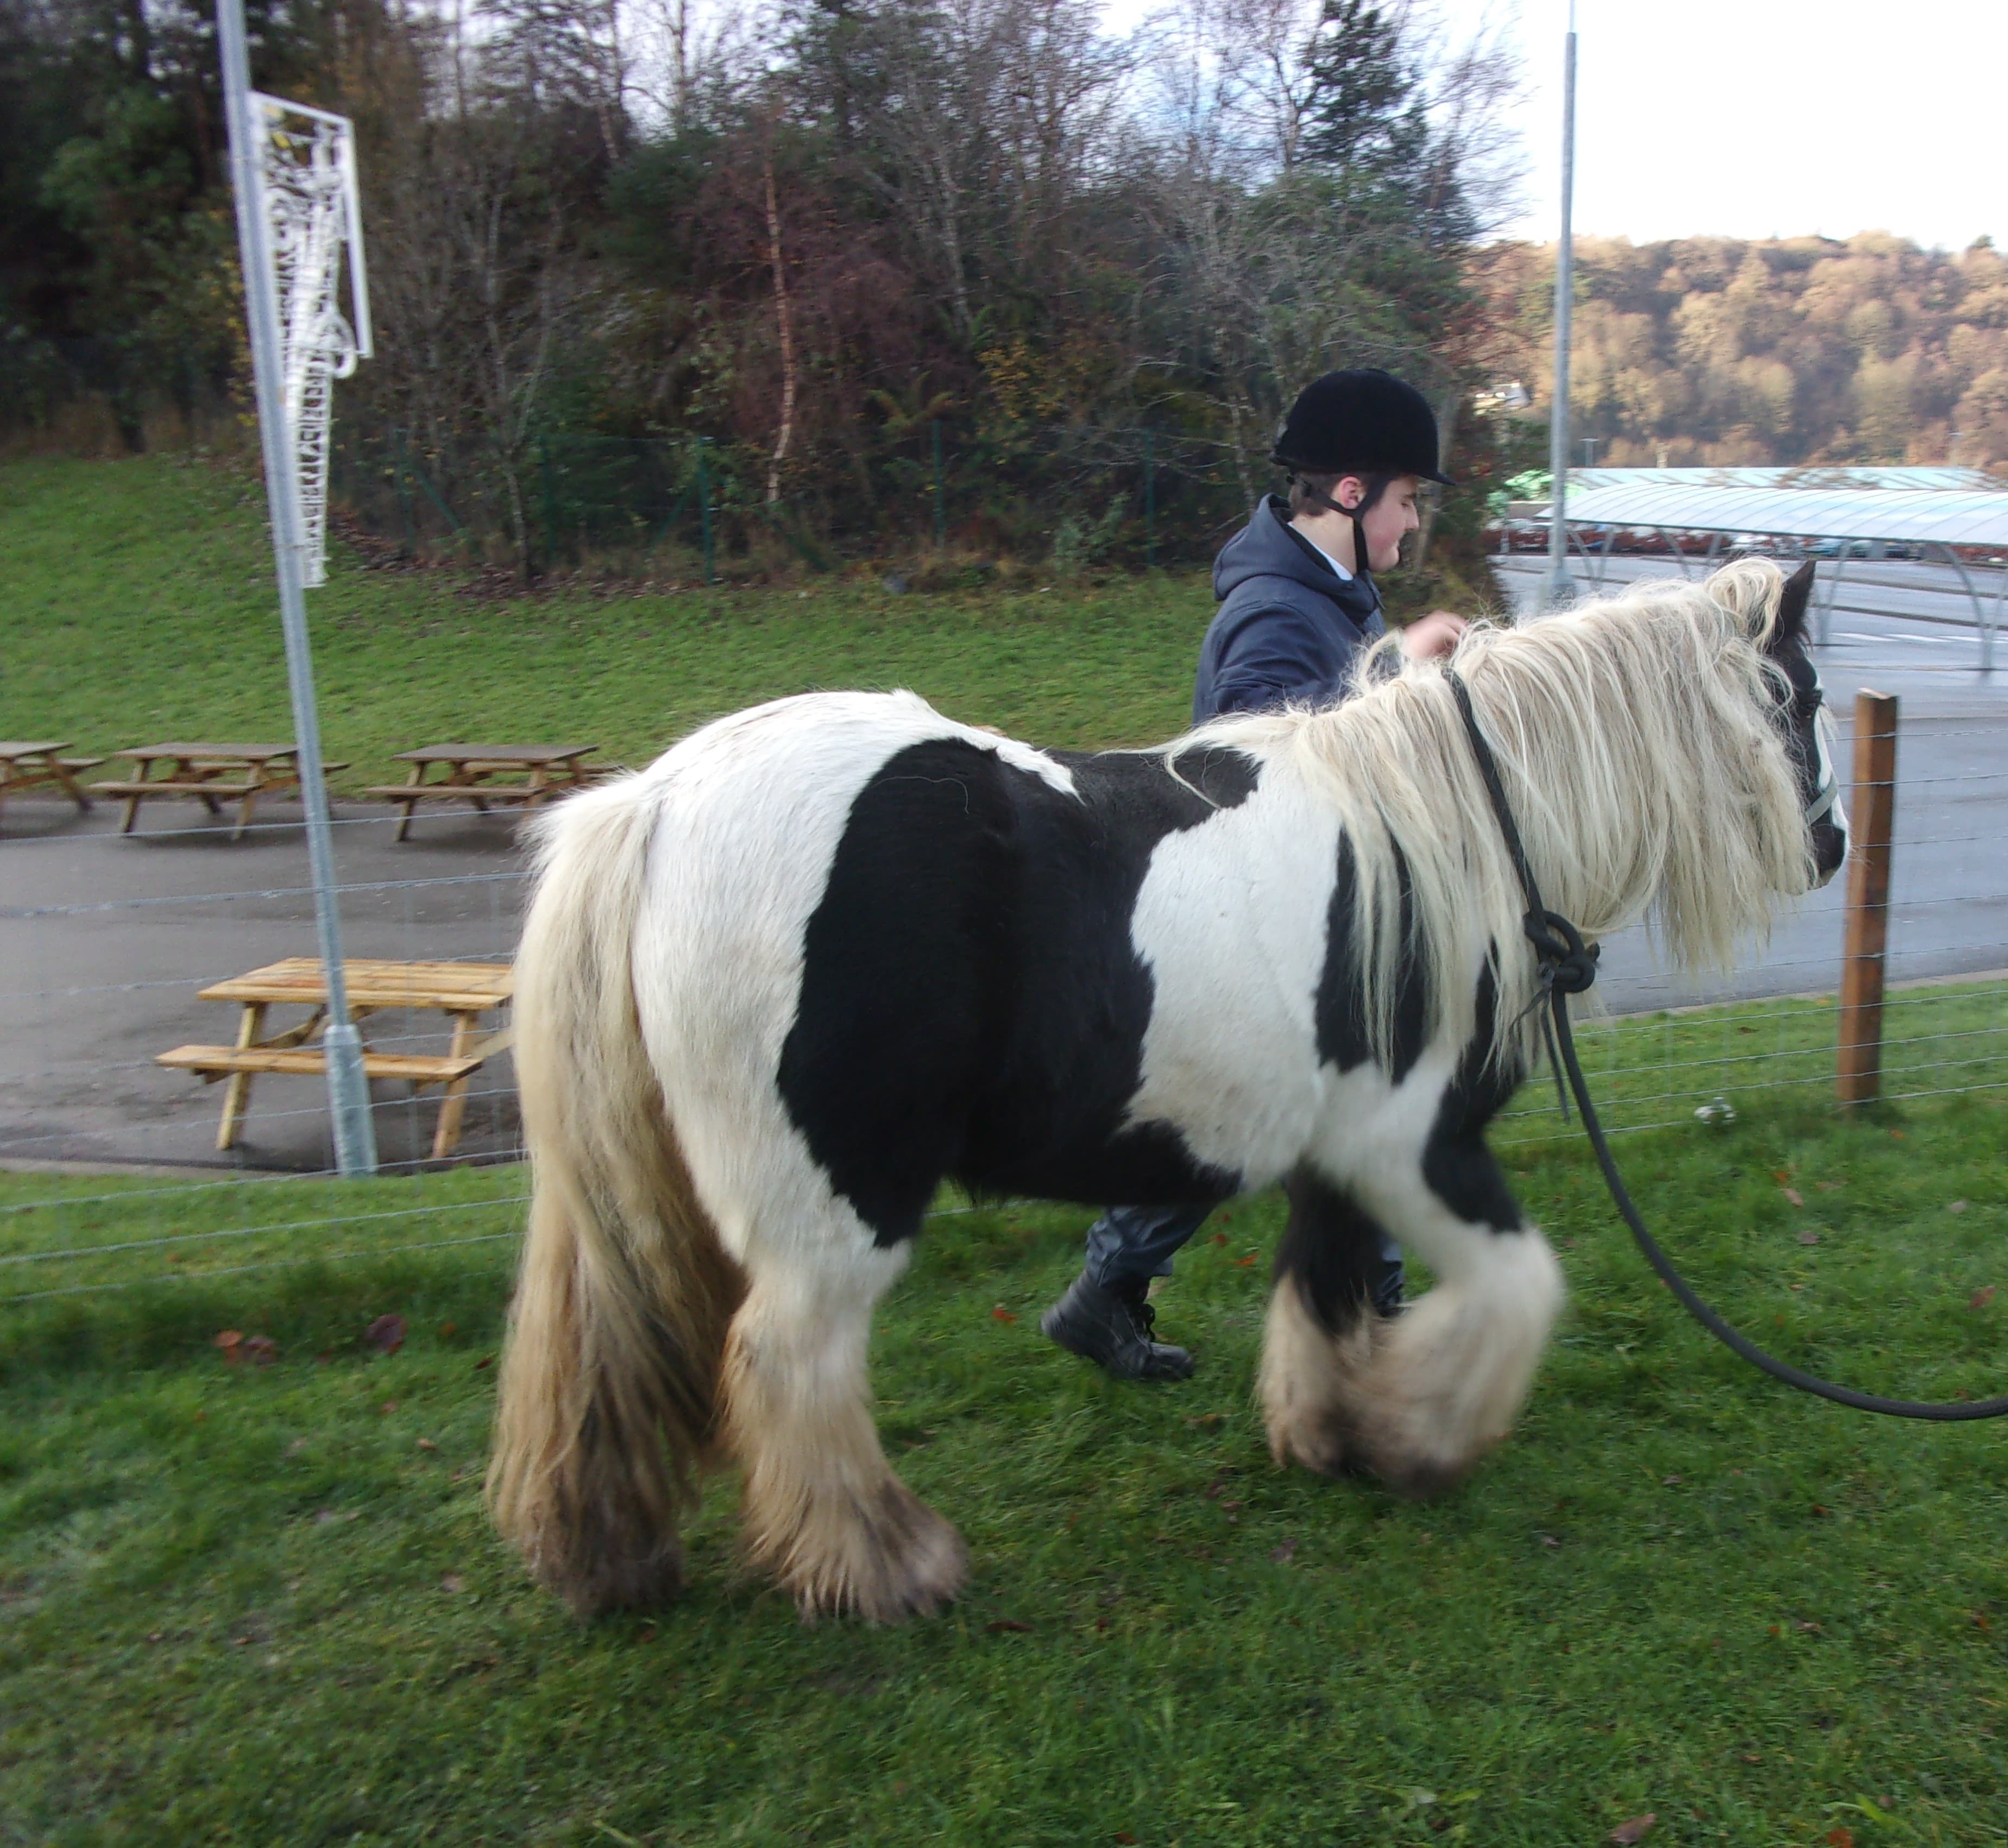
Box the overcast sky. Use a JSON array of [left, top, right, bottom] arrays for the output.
[[1101, 0, 2007, 251], [1482, 0, 2006, 251]]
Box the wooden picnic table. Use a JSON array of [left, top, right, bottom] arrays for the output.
[[156, 958, 514, 1160], [0, 741, 105, 824], [92, 743, 349, 840], [362, 743, 602, 840]]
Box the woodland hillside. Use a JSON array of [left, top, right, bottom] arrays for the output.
[[1, 0, 1523, 578], [7, 1, 2003, 584], [1488, 234, 2008, 475]]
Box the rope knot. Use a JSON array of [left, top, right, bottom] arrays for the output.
[[1524, 909, 1600, 995]]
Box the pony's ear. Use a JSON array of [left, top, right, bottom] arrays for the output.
[[1773, 559, 1816, 645]]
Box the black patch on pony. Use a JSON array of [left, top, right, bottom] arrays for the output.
[[778, 737, 1256, 1246], [1419, 969, 1525, 1231], [1273, 1169, 1400, 1333], [1166, 742, 1261, 810], [1315, 835, 1428, 1082], [1762, 560, 1847, 884]]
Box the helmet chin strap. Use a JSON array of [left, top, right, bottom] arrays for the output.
[[1291, 476, 1375, 588]]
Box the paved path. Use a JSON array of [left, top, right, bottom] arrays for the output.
[[0, 804, 530, 1172], [3, 575, 2001, 1171]]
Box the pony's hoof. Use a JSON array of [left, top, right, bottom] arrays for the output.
[[775, 1483, 968, 1624]]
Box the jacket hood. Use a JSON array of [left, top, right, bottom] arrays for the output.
[[1214, 494, 1355, 603]]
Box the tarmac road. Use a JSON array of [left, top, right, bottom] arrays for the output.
[[3, 563, 2002, 1172]]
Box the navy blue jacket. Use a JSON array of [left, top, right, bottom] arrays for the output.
[[1192, 494, 1385, 723]]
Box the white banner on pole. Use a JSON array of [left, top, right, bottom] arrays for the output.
[[246, 93, 372, 588]]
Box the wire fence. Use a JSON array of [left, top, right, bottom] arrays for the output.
[[1, 697, 2003, 1310], [325, 421, 1296, 581]]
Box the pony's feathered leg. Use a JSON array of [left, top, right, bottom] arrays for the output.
[[1262, 1151, 1563, 1494], [488, 787, 744, 1617], [720, 1238, 967, 1623]]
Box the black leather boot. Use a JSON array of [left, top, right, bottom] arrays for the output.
[[1040, 1271, 1195, 1382]]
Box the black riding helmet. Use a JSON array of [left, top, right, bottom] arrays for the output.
[[1271, 368, 1453, 585], [1270, 368, 1456, 485]]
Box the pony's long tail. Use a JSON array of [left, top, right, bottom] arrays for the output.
[[487, 779, 744, 1617]]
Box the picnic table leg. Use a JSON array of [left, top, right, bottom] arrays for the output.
[[392, 765, 427, 841], [49, 759, 92, 811], [232, 785, 260, 842], [217, 1004, 268, 1151], [430, 1012, 478, 1160]]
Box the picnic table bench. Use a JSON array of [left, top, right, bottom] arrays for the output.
[[156, 958, 514, 1160], [91, 743, 350, 840], [0, 741, 106, 823], [361, 743, 603, 840]]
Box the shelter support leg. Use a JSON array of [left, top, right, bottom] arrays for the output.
[[1837, 690, 1899, 1105]]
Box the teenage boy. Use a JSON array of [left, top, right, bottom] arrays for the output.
[[1043, 367, 1468, 1382]]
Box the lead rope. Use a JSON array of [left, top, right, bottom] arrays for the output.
[[1444, 667, 2008, 1422]]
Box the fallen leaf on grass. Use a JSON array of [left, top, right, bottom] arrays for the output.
[[1948, 1200, 1968, 1214], [364, 1314, 406, 1355], [417, 1437, 438, 1452], [1210, 1232, 1229, 1246], [1538, 1533, 1562, 1549], [1270, 1537, 1298, 1564], [1826, 1830, 1855, 1848], [1231, 1252, 1258, 1269], [1607, 1817, 1656, 1845], [1782, 1187, 1805, 1208], [214, 1330, 243, 1361], [1185, 1412, 1223, 1429], [1811, 1504, 1829, 1517], [991, 1305, 1017, 1323], [1115, 1834, 1138, 1845], [474, 1354, 494, 1370], [1796, 1619, 1823, 1633], [1816, 1179, 1843, 1192], [440, 1573, 465, 1593], [985, 1619, 1031, 1633], [439, 1320, 458, 1337], [1972, 1611, 1993, 1632], [1798, 1229, 1821, 1246], [380, 1401, 399, 1415], [244, 1335, 277, 1365]]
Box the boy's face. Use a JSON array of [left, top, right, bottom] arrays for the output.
[[1338, 474, 1425, 573]]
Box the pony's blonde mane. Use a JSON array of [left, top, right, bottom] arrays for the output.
[[1191, 557, 1815, 1069]]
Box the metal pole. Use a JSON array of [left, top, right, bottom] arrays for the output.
[[931, 418, 947, 550], [696, 437, 715, 584], [539, 435, 563, 571], [1541, 5, 1577, 613], [1144, 427, 1156, 570], [217, 0, 375, 1175], [1836, 691, 1898, 1105]]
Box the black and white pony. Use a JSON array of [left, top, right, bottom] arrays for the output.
[[488, 558, 1845, 1623]]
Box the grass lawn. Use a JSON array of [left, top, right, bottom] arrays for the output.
[[0, 456, 1219, 784], [4, 1052, 2006, 1845]]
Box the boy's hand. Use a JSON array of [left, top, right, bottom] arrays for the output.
[[1398, 611, 1468, 660]]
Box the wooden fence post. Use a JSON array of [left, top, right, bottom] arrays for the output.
[[1836, 689, 1899, 1105]]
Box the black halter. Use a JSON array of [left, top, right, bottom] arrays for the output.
[[1443, 665, 2008, 1423]]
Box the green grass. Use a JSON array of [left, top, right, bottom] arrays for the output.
[[0, 456, 1213, 786], [4, 1064, 2006, 1845]]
